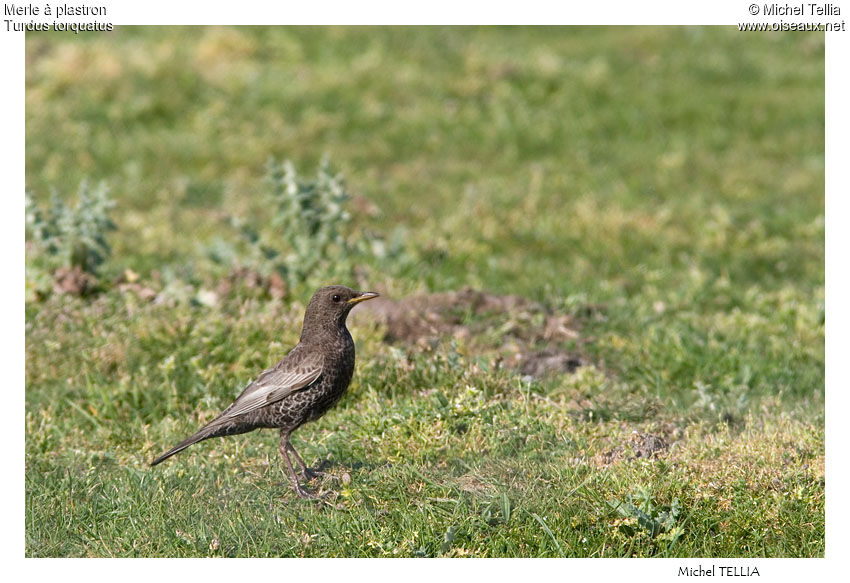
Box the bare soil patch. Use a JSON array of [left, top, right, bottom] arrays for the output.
[[598, 432, 670, 466], [351, 286, 589, 378]]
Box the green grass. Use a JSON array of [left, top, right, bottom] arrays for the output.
[[25, 26, 824, 557]]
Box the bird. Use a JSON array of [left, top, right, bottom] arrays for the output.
[[150, 285, 379, 498]]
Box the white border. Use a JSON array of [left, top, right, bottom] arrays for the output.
[[8, 1, 846, 578]]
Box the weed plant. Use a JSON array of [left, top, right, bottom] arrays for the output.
[[25, 180, 116, 300]]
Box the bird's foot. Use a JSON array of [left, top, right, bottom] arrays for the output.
[[275, 480, 319, 499], [293, 484, 332, 500], [299, 459, 337, 482], [294, 484, 318, 499], [301, 467, 331, 481]]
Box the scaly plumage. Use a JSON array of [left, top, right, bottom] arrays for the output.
[[150, 285, 378, 498]]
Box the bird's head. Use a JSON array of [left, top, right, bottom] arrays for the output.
[[301, 285, 379, 337]]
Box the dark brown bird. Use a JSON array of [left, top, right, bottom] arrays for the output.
[[150, 285, 379, 498]]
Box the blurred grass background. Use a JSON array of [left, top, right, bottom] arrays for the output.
[[25, 26, 824, 557]]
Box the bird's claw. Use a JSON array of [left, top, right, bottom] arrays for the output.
[[294, 484, 331, 500], [294, 485, 318, 499], [301, 468, 331, 481]]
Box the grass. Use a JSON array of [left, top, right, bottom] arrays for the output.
[[25, 26, 824, 557]]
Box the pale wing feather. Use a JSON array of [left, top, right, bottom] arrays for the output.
[[222, 353, 323, 418]]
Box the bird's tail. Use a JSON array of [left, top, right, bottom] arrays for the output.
[[150, 418, 232, 466]]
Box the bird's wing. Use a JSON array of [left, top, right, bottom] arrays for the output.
[[221, 350, 324, 418]]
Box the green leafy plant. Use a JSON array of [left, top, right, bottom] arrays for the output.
[[229, 157, 364, 291], [25, 180, 116, 300], [609, 486, 684, 545], [226, 156, 416, 294]]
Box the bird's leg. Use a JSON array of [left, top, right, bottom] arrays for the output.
[[286, 441, 328, 481], [279, 432, 316, 499]]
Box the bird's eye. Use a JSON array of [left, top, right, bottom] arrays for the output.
[[332, 294, 341, 303]]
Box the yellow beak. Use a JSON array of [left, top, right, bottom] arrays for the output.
[[346, 291, 380, 305]]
